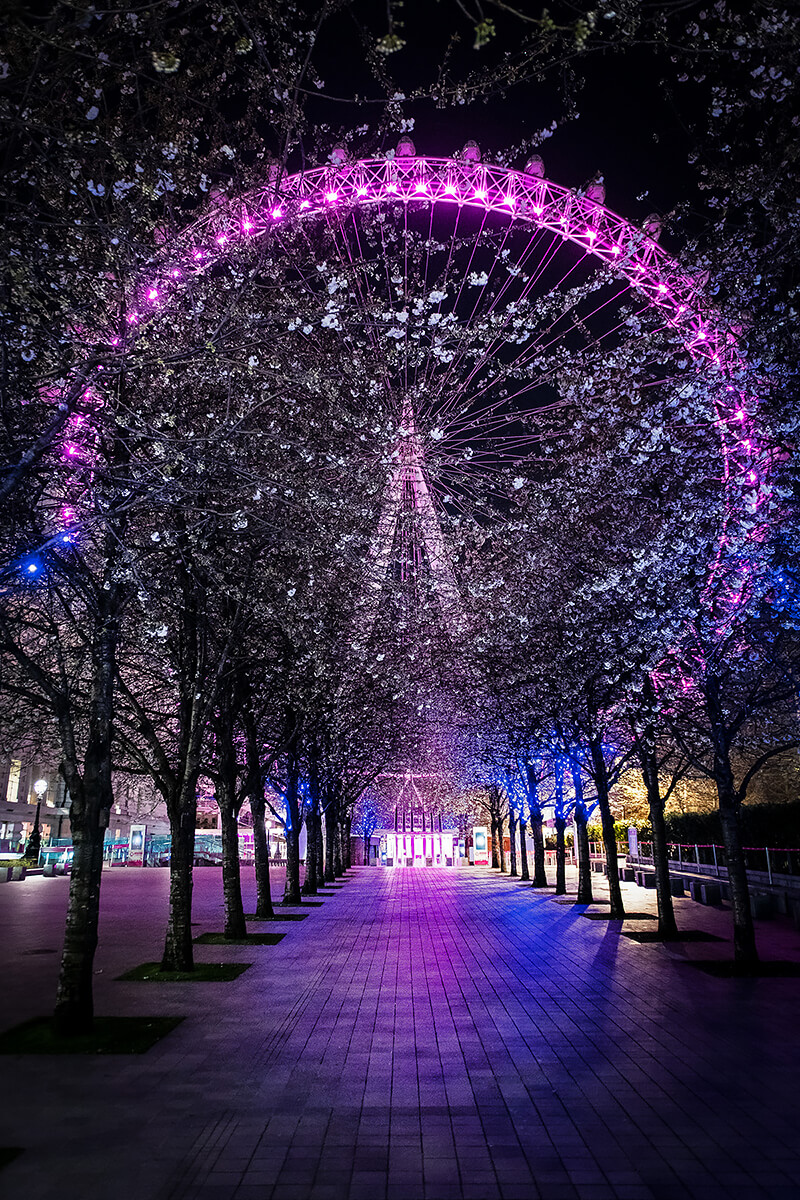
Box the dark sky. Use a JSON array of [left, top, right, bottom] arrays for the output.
[[305, 2, 701, 247]]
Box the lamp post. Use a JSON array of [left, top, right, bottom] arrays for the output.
[[25, 778, 47, 863]]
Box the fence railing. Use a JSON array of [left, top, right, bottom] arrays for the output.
[[627, 842, 800, 887]]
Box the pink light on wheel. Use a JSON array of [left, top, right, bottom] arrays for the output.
[[171, 268, 181, 277], [325, 191, 338, 203], [357, 186, 368, 197], [193, 249, 205, 260], [271, 207, 283, 220], [242, 218, 253, 232], [126, 312, 139, 324], [474, 188, 487, 201], [147, 288, 158, 302], [300, 199, 311, 209], [216, 233, 229, 246]]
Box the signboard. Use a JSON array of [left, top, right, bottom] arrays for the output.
[[472, 825, 490, 867], [627, 826, 639, 858], [128, 824, 147, 867]]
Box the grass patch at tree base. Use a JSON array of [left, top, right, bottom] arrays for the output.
[[552, 898, 610, 906], [623, 930, 725, 944], [118, 962, 251, 982], [581, 911, 656, 921], [281, 900, 324, 907], [193, 932, 285, 946], [683, 959, 800, 978], [244, 912, 308, 922], [0, 1015, 183, 1054]]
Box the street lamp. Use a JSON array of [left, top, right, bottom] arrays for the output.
[[25, 778, 48, 863]]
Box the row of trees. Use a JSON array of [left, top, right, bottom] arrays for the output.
[[2, 1, 799, 1028]]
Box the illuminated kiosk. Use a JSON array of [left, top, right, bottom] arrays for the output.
[[378, 809, 457, 868]]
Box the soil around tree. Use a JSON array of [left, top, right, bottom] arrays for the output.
[[622, 930, 726, 944], [117, 962, 251, 982], [193, 932, 286, 946], [244, 912, 308, 921], [682, 960, 800, 978], [581, 912, 656, 921], [0, 1015, 184, 1054]]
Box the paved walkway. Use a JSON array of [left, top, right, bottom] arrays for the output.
[[2, 866, 800, 1200]]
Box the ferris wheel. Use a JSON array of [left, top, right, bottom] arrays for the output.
[[46, 139, 767, 622]]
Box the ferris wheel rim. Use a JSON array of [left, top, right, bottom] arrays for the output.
[[166, 154, 735, 377]]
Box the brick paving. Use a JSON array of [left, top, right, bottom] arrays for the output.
[[1, 864, 800, 1200]]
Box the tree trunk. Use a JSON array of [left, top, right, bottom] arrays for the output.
[[705, 675, 757, 967], [53, 550, 119, 1034], [518, 816, 530, 881], [571, 762, 593, 905], [719, 801, 757, 966], [303, 745, 320, 895], [315, 807, 325, 883], [555, 816, 567, 895], [639, 740, 678, 940], [220, 804, 247, 939], [490, 815, 499, 868], [531, 814, 547, 887], [250, 795, 274, 918], [344, 814, 352, 869], [302, 805, 318, 895], [590, 737, 625, 919], [283, 822, 302, 904], [324, 798, 336, 882], [333, 815, 344, 877], [575, 808, 593, 904], [53, 808, 107, 1035], [509, 810, 518, 877], [162, 803, 196, 970]]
